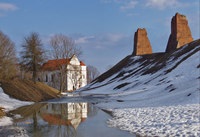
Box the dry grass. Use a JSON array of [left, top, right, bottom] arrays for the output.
[[0, 79, 60, 102]]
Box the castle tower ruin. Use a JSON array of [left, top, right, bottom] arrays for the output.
[[165, 13, 193, 52], [133, 28, 152, 56]]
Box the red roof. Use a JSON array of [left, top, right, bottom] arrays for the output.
[[41, 113, 87, 129], [80, 61, 86, 66], [41, 113, 71, 126], [41, 58, 86, 71]]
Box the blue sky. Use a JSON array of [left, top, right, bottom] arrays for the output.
[[0, 0, 199, 73]]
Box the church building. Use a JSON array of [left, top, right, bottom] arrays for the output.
[[40, 55, 87, 92]]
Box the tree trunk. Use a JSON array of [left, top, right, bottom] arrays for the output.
[[32, 61, 37, 84], [33, 111, 38, 130], [59, 71, 66, 93], [33, 71, 37, 84], [32, 53, 37, 84]]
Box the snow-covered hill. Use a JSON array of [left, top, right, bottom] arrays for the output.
[[78, 39, 200, 136], [79, 39, 200, 107]]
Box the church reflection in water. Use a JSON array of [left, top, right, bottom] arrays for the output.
[[40, 103, 88, 129], [10, 102, 94, 137]]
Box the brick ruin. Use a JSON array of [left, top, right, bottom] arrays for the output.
[[165, 13, 193, 52], [132, 13, 194, 55], [132, 28, 152, 56]]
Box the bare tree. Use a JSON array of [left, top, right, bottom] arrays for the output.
[[50, 34, 82, 59], [0, 31, 17, 80], [20, 32, 45, 83], [49, 34, 82, 92], [87, 65, 100, 83]]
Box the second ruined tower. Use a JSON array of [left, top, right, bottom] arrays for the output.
[[166, 13, 193, 52]]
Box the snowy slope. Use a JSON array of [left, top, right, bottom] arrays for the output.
[[0, 87, 31, 126], [78, 39, 200, 108], [77, 39, 200, 136], [0, 87, 31, 111]]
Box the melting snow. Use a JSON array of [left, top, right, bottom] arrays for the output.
[[0, 126, 29, 137], [0, 117, 13, 126], [108, 104, 200, 136], [0, 87, 31, 112], [78, 42, 200, 136], [0, 87, 32, 126]]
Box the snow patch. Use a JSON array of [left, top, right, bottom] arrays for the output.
[[0, 87, 32, 112], [78, 42, 200, 136], [108, 104, 200, 137], [0, 87, 32, 127], [0, 126, 29, 137], [0, 117, 13, 126]]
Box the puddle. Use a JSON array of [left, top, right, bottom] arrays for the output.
[[4, 102, 134, 137]]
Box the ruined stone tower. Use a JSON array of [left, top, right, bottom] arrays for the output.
[[133, 28, 152, 56], [165, 13, 193, 52]]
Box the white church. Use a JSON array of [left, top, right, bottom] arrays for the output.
[[40, 55, 87, 92], [40, 102, 88, 129]]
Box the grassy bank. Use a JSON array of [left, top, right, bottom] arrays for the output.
[[0, 79, 60, 102]]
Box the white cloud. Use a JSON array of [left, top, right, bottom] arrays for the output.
[[106, 33, 126, 42], [145, 0, 181, 10], [120, 1, 138, 10], [102, 0, 192, 11], [75, 36, 95, 44], [73, 33, 129, 51], [101, 0, 138, 10], [0, 3, 18, 17], [0, 3, 18, 11], [75, 33, 126, 45]]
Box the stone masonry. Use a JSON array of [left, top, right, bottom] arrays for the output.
[[166, 13, 193, 52], [133, 28, 152, 56]]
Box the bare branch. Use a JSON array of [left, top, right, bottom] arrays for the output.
[[0, 31, 17, 80]]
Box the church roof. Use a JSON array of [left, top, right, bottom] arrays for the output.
[[80, 61, 86, 66], [41, 58, 86, 71], [41, 113, 86, 129], [41, 113, 72, 126]]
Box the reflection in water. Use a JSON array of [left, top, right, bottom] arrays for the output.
[[41, 103, 87, 129], [9, 102, 91, 137], [7, 103, 133, 137]]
